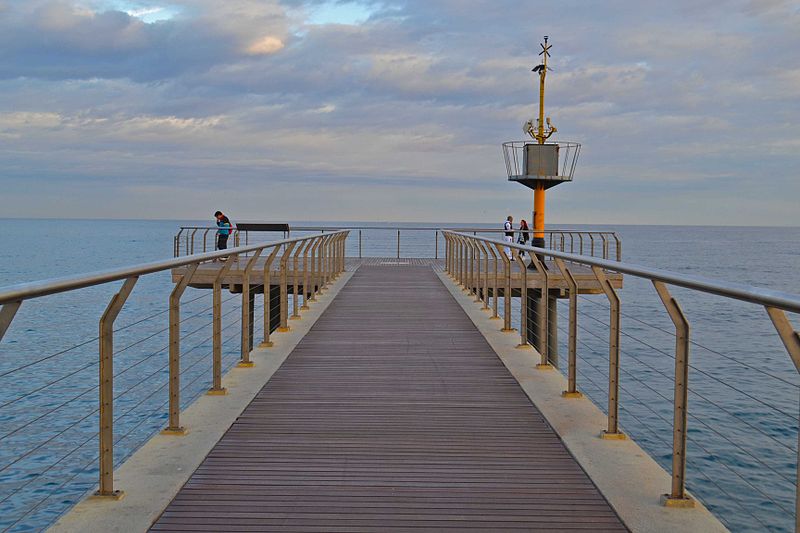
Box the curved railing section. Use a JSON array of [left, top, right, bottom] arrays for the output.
[[173, 225, 621, 262]]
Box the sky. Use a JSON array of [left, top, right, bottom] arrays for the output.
[[0, 0, 798, 225]]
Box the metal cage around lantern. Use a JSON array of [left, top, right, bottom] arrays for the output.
[[502, 140, 581, 190]]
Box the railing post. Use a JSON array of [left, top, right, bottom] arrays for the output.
[[478, 241, 491, 311], [487, 243, 500, 320], [512, 249, 532, 350], [764, 306, 800, 532], [613, 233, 622, 261], [239, 249, 263, 367], [590, 234, 595, 257], [309, 238, 323, 302], [174, 229, 183, 257], [435, 231, 439, 259], [95, 276, 138, 499], [494, 243, 514, 333], [358, 230, 362, 258], [301, 239, 312, 310], [162, 264, 198, 436], [554, 258, 581, 398], [601, 234, 609, 260], [189, 229, 198, 255], [259, 246, 281, 348], [653, 281, 695, 508], [471, 241, 482, 302], [209, 256, 237, 395], [527, 248, 551, 369], [0, 301, 21, 342], [397, 229, 400, 259], [468, 240, 477, 298], [278, 242, 297, 331], [592, 265, 625, 440], [291, 240, 308, 320], [202, 229, 210, 253], [578, 233, 584, 255], [317, 235, 328, 293]]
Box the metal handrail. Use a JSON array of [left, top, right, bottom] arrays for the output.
[[0, 230, 350, 501], [173, 225, 621, 261], [0, 234, 341, 306], [443, 232, 800, 313], [442, 230, 800, 522]]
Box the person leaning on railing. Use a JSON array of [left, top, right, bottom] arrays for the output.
[[214, 211, 232, 253]]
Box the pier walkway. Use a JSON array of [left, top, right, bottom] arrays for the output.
[[149, 265, 626, 532]]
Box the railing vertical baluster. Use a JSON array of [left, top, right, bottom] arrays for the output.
[[592, 265, 625, 439], [527, 248, 550, 368], [162, 264, 198, 436], [397, 229, 400, 259], [479, 241, 491, 311], [259, 247, 281, 348], [209, 256, 237, 395], [590, 234, 595, 257], [764, 306, 800, 533], [308, 238, 322, 302], [202, 229, 210, 253], [554, 258, 581, 398], [512, 249, 531, 349], [278, 243, 297, 331], [435, 231, 439, 260], [358, 230, 362, 258], [291, 241, 307, 320], [613, 233, 622, 261], [487, 243, 500, 319], [472, 241, 482, 303], [95, 276, 138, 499], [494, 243, 514, 333], [239, 250, 263, 367], [653, 281, 694, 508], [602, 234, 609, 260], [189, 229, 198, 255], [301, 239, 312, 310]]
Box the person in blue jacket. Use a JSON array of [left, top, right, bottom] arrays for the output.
[[214, 210, 232, 251]]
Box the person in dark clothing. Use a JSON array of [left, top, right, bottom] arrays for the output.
[[214, 211, 232, 251], [517, 219, 530, 256]]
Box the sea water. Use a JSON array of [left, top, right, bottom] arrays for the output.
[[0, 219, 797, 532]]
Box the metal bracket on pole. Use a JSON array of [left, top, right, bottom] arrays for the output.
[[94, 276, 138, 499], [553, 258, 581, 398], [592, 265, 626, 440]]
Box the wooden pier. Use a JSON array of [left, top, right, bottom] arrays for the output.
[[150, 265, 626, 531]]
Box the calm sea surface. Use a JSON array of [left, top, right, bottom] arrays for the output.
[[0, 219, 797, 532]]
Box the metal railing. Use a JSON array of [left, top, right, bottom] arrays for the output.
[[0, 231, 348, 504], [442, 230, 800, 530], [174, 226, 621, 261]]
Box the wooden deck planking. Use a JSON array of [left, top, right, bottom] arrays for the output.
[[150, 266, 627, 532]]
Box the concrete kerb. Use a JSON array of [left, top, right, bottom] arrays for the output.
[[436, 270, 729, 533], [47, 271, 355, 533]]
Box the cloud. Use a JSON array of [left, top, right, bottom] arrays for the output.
[[245, 35, 285, 55], [0, 0, 797, 225]]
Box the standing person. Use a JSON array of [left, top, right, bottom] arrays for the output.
[[503, 215, 514, 259], [517, 219, 530, 257], [214, 210, 232, 252]]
